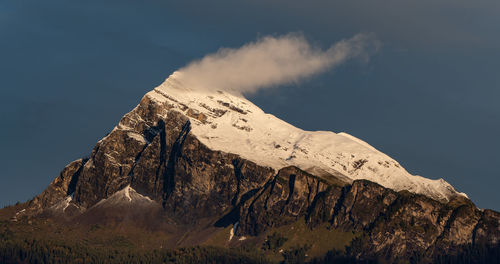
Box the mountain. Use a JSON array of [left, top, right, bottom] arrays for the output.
[[1, 72, 499, 263]]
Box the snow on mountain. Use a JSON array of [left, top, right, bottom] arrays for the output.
[[127, 71, 465, 202], [49, 196, 73, 212], [92, 185, 155, 208]]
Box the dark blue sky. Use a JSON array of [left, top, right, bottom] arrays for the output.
[[1, 0, 499, 210]]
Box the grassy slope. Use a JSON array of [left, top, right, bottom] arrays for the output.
[[0, 203, 360, 263]]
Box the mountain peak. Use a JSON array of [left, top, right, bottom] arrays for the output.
[[126, 73, 467, 202]]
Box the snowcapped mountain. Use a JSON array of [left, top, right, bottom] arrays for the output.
[[130, 71, 465, 202], [9, 71, 500, 263]]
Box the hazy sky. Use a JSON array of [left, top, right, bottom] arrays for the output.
[[1, 0, 499, 210]]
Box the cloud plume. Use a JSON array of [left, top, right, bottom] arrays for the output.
[[177, 33, 380, 94]]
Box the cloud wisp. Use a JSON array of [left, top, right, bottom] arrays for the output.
[[177, 33, 380, 94]]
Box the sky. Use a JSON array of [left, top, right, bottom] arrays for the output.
[[0, 0, 499, 210]]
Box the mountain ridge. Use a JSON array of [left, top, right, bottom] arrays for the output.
[[146, 71, 465, 202]]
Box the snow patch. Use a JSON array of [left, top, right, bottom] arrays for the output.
[[62, 196, 72, 211], [127, 132, 148, 144], [92, 185, 155, 208], [48, 196, 73, 213], [124, 185, 132, 202]]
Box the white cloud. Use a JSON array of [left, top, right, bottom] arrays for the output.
[[177, 33, 380, 94]]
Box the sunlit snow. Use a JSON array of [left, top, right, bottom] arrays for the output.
[[125, 72, 466, 202]]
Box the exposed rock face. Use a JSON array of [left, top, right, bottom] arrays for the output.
[[27, 79, 499, 261], [235, 167, 333, 235], [28, 158, 86, 213]]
